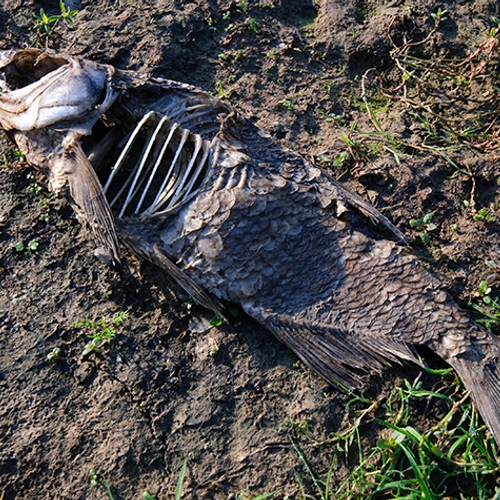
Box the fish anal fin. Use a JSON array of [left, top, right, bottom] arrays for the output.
[[243, 304, 422, 390]]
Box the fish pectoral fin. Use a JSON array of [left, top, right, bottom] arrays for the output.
[[151, 245, 226, 319], [52, 135, 120, 263]]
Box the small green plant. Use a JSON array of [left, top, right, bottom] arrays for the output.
[[409, 212, 437, 231], [279, 99, 294, 111], [469, 281, 500, 330], [409, 213, 437, 245], [473, 206, 496, 223], [215, 80, 234, 100], [26, 172, 45, 195], [89, 469, 115, 500], [73, 311, 129, 356], [37, 197, 52, 223], [15, 239, 39, 257], [339, 122, 362, 151], [333, 151, 349, 167], [33, 0, 78, 47], [210, 315, 223, 327], [490, 16, 500, 38], [478, 280, 491, 296], [12, 148, 25, 165], [318, 109, 342, 124], [206, 16, 217, 31], [430, 7, 447, 23], [46, 347, 61, 362], [28, 182, 43, 195], [236, 0, 248, 12], [316, 151, 349, 169], [247, 18, 257, 32], [1, 148, 25, 169]]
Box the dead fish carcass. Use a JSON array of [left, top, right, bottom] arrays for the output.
[[2, 49, 500, 444]]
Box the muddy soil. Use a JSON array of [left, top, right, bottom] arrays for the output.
[[1, 0, 500, 498]]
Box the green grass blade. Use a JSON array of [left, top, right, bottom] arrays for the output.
[[290, 436, 325, 499], [252, 493, 275, 499], [293, 467, 307, 497], [399, 442, 435, 499], [175, 458, 188, 500]]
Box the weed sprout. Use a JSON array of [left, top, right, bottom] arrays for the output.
[[73, 311, 129, 357]]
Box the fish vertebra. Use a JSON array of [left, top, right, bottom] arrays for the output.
[[2, 49, 500, 444]]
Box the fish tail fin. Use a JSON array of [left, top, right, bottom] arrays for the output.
[[448, 353, 500, 444]]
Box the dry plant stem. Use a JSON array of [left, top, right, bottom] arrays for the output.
[[468, 172, 478, 214], [361, 69, 385, 135], [315, 399, 381, 447], [386, 14, 441, 56], [456, 36, 498, 69], [358, 15, 500, 178], [386, 16, 500, 118]]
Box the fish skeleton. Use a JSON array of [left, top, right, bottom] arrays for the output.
[[2, 49, 500, 444]]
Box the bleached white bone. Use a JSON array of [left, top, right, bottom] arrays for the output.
[[117, 115, 171, 218], [103, 110, 156, 196], [103, 111, 212, 219], [133, 118, 178, 215], [144, 128, 189, 215]]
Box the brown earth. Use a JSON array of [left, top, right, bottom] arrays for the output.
[[1, 0, 500, 498]]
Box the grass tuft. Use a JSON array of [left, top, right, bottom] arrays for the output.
[[289, 372, 499, 499]]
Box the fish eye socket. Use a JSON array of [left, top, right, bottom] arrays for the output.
[[2, 50, 69, 89]]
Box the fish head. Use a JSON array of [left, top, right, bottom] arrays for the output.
[[0, 49, 121, 263], [0, 48, 116, 135]]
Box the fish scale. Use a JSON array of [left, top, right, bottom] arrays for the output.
[[2, 49, 500, 444]]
